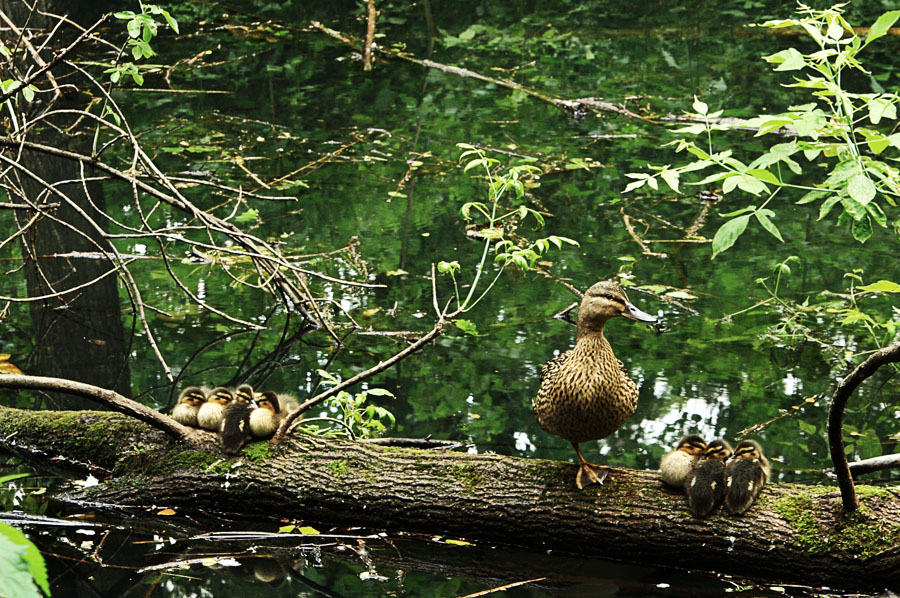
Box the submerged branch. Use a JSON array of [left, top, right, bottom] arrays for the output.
[[309, 21, 652, 122]]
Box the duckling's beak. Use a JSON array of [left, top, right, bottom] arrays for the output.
[[622, 301, 656, 322]]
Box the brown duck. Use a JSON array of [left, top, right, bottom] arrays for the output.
[[533, 280, 656, 489]]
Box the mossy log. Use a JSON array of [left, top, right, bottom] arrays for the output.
[[1, 407, 898, 590]]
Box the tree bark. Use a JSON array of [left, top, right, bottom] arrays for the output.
[[0, 407, 897, 589]]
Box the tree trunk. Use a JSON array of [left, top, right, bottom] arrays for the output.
[[0, 406, 897, 590]]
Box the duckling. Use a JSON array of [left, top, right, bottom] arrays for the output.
[[725, 439, 771, 515], [171, 386, 207, 427], [533, 280, 656, 489], [220, 384, 255, 454], [197, 387, 233, 431], [659, 435, 707, 488], [685, 439, 733, 516], [249, 391, 283, 438]]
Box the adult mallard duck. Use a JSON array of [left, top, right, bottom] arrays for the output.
[[171, 386, 207, 427], [533, 280, 656, 489], [220, 384, 256, 454], [725, 439, 770, 515], [660, 435, 707, 489], [685, 439, 733, 516]]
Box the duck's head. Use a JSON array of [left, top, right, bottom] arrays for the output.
[[178, 386, 207, 407], [732, 439, 764, 461], [208, 387, 234, 405], [235, 384, 255, 405], [258, 391, 281, 413], [702, 439, 733, 462], [578, 280, 656, 334], [676, 434, 707, 456]]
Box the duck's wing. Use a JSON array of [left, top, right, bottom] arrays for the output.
[[539, 350, 571, 382]]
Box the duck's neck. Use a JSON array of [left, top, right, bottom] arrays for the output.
[[576, 320, 607, 340]]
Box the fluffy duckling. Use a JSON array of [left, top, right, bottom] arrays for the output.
[[249, 391, 283, 439], [659, 435, 707, 488], [171, 386, 206, 427], [220, 384, 256, 454], [685, 439, 733, 517], [533, 280, 656, 489], [197, 387, 233, 431], [725, 439, 770, 515]]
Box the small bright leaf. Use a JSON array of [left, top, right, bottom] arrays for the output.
[[847, 174, 876, 206], [298, 526, 320, 535], [234, 209, 259, 224], [278, 525, 296, 533], [445, 538, 473, 546], [711, 214, 751, 259], [857, 280, 900, 293], [865, 10, 900, 47], [755, 209, 784, 243], [157, 508, 176, 516]]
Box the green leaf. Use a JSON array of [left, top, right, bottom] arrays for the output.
[[818, 194, 841, 220], [864, 11, 900, 47], [797, 188, 830, 205], [278, 524, 296, 533], [126, 18, 141, 38], [453, 319, 480, 336], [364, 388, 394, 397], [857, 280, 900, 293], [735, 174, 767, 196], [0, 473, 30, 484], [660, 169, 680, 193], [711, 214, 750, 259], [755, 209, 784, 243], [692, 96, 708, 116], [847, 174, 876, 206], [763, 47, 806, 71], [745, 168, 781, 186], [718, 205, 756, 218], [234, 209, 259, 224], [297, 526, 320, 535], [0, 522, 49, 597], [851, 214, 873, 243]]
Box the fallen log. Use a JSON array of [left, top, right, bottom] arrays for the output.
[[0, 406, 898, 590]]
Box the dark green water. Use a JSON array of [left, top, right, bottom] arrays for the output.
[[1, 0, 899, 595]]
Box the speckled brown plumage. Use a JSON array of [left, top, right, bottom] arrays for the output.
[[533, 280, 656, 489]]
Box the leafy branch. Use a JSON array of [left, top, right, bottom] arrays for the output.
[[625, 5, 900, 256]]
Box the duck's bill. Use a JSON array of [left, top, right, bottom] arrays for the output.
[[623, 302, 657, 322]]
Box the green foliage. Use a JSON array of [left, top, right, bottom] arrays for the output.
[[108, 5, 179, 85], [626, 5, 900, 254], [443, 144, 579, 311], [0, 521, 49, 598], [301, 370, 396, 440]]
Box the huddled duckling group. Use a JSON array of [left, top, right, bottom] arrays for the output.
[[660, 435, 771, 517], [171, 385, 299, 454]]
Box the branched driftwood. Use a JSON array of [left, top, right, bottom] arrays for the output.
[[309, 21, 653, 122], [828, 341, 900, 511]]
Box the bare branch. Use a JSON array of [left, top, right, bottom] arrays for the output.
[[828, 341, 900, 511], [0, 374, 196, 442]]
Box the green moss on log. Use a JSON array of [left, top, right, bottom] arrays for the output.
[[773, 488, 900, 558]]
